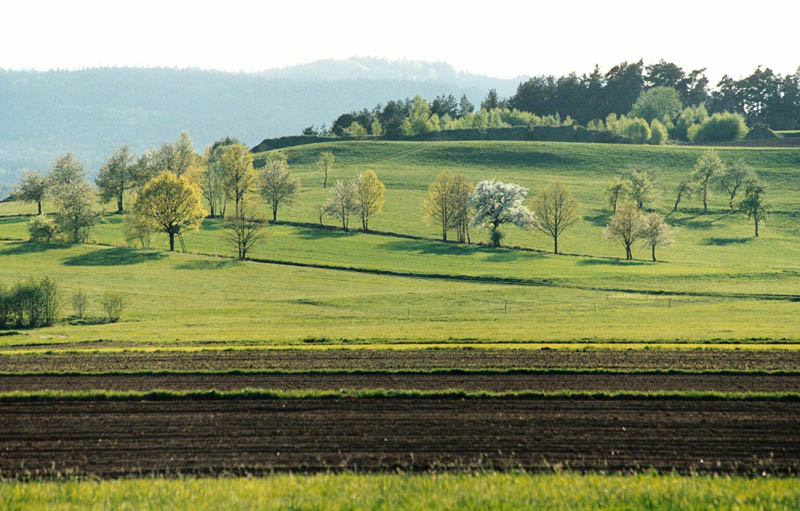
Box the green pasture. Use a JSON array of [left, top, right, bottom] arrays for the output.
[[2, 472, 798, 511], [1, 140, 799, 345]]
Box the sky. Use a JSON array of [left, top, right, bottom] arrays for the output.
[[2, 0, 798, 85]]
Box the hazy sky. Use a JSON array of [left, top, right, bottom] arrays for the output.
[[3, 0, 798, 84]]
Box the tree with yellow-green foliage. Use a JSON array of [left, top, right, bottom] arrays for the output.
[[355, 170, 385, 231], [220, 144, 256, 218], [132, 172, 206, 251], [424, 171, 474, 243]]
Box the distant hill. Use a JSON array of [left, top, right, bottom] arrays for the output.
[[0, 58, 522, 187]]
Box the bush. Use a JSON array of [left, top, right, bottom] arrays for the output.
[[624, 118, 651, 144], [0, 277, 60, 329], [28, 216, 56, 242], [99, 292, 125, 323], [71, 289, 89, 319], [693, 112, 749, 142], [649, 119, 668, 145]]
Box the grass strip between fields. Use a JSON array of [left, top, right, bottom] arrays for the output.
[[2, 368, 800, 377], [1, 388, 799, 402]]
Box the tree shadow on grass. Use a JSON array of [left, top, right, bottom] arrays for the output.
[[296, 226, 357, 240], [379, 239, 543, 262], [175, 259, 239, 270], [702, 237, 753, 246], [576, 258, 649, 267], [0, 241, 72, 255], [62, 247, 167, 266], [584, 213, 611, 227]]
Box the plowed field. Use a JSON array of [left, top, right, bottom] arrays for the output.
[[1, 372, 798, 392], [1, 398, 797, 477]]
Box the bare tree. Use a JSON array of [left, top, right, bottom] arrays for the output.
[[531, 183, 581, 254], [223, 201, 265, 259]]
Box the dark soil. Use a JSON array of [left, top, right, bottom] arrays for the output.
[[1, 398, 798, 477], [1, 372, 799, 393], [2, 348, 798, 372]]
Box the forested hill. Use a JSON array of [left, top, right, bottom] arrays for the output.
[[0, 60, 520, 190]]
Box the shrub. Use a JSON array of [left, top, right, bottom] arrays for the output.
[[99, 292, 125, 323], [624, 118, 651, 144], [694, 112, 749, 142], [0, 277, 60, 328], [28, 216, 56, 242], [71, 289, 89, 319], [649, 119, 668, 145]]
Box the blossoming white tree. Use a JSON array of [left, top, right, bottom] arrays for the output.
[[470, 180, 534, 247]]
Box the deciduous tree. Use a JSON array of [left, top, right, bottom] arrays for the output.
[[318, 151, 335, 188], [47, 152, 86, 190], [672, 180, 694, 213], [14, 171, 47, 215], [531, 183, 581, 254], [470, 180, 534, 248], [131, 172, 206, 251], [623, 167, 657, 209], [355, 169, 385, 231], [691, 149, 725, 213], [640, 212, 676, 261], [604, 178, 630, 213], [223, 200, 265, 260], [738, 179, 769, 237], [323, 179, 358, 231], [220, 144, 256, 218], [603, 201, 645, 260], [52, 181, 98, 243], [718, 160, 755, 210], [259, 157, 299, 222], [95, 145, 136, 212]]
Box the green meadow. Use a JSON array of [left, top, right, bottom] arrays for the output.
[[1, 140, 799, 347]]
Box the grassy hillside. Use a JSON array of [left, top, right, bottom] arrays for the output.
[[1, 140, 799, 346]]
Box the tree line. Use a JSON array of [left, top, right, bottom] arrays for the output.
[[316, 60, 799, 143]]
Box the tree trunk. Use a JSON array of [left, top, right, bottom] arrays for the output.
[[168, 231, 175, 251], [272, 205, 277, 222], [362, 216, 368, 232], [553, 236, 558, 254], [442, 218, 447, 242], [651, 244, 656, 262], [37, 201, 42, 215], [323, 170, 327, 189], [673, 195, 680, 212], [117, 194, 123, 213], [755, 218, 759, 237], [625, 243, 632, 260], [703, 189, 708, 213]]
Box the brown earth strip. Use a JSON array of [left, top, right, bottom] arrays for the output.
[[1, 372, 799, 393], [2, 348, 799, 373], [1, 398, 798, 477]]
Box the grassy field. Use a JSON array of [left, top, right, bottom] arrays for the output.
[[2, 472, 798, 511], [1, 140, 799, 346]]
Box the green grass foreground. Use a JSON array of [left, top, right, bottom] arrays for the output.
[[2, 472, 798, 511], [1, 388, 798, 402]]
